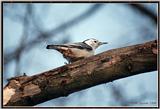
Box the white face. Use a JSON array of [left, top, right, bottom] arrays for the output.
[[84, 38, 107, 49]]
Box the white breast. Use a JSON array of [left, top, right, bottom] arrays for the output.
[[71, 48, 94, 58]]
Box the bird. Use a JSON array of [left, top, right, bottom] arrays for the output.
[[46, 38, 108, 64]]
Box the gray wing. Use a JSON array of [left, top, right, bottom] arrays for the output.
[[47, 42, 93, 51], [65, 42, 93, 51]]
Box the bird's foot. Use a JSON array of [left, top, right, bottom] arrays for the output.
[[64, 62, 69, 65]]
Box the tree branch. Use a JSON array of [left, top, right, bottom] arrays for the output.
[[3, 40, 157, 106], [129, 4, 157, 25], [4, 4, 103, 65]]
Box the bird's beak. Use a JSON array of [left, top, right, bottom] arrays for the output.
[[99, 42, 108, 45]]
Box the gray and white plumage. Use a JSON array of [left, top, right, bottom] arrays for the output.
[[46, 38, 108, 63]]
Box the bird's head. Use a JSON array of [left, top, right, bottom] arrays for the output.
[[83, 38, 108, 49]]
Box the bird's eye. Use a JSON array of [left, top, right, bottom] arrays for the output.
[[94, 41, 97, 43]]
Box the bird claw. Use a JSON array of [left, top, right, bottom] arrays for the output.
[[64, 62, 68, 65]]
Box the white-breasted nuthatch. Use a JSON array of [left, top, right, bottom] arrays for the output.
[[46, 38, 108, 63]]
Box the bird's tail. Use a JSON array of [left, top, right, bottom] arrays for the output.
[[46, 45, 68, 52], [46, 45, 59, 49]]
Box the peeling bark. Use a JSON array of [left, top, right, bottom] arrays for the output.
[[3, 40, 157, 106]]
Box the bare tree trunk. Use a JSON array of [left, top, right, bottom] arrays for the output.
[[3, 40, 157, 106]]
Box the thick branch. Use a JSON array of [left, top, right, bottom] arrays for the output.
[[3, 40, 157, 106]]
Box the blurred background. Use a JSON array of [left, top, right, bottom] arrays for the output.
[[3, 3, 158, 107]]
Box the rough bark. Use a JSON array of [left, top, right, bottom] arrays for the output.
[[3, 40, 157, 106]]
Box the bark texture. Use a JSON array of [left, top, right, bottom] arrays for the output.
[[3, 40, 157, 106]]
